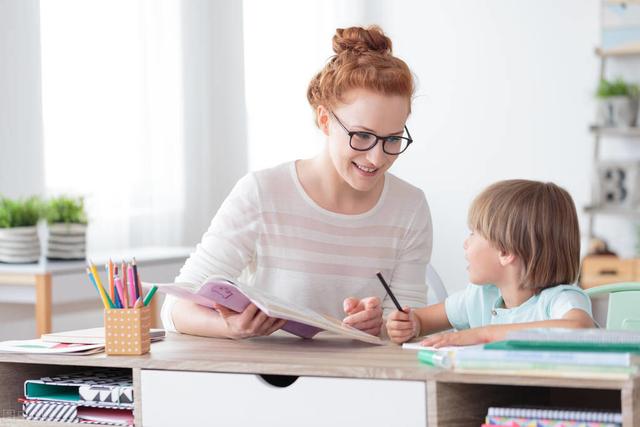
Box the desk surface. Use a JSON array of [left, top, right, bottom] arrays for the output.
[[0, 332, 634, 390], [0, 246, 191, 275]]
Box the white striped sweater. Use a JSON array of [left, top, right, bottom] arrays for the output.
[[161, 161, 432, 332]]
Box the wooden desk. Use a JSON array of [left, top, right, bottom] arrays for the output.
[[0, 247, 191, 337], [0, 333, 637, 426]]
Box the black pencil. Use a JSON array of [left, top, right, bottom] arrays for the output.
[[376, 271, 403, 311]]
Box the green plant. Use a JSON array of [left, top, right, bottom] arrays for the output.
[[0, 196, 43, 228], [596, 78, 640, 98], [45, 196, 88, 225]]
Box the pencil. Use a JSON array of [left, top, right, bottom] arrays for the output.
[[107, 259, 115, 303], [376, 271, 403, 311], [143, 285, 158, 306], [90, 261, 114, 308], [86, 266, 110, 309], [132, 257, 141, 300]]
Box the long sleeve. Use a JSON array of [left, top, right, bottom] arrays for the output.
[[161, 173, 261, 331], [384, 194, 432, 316]]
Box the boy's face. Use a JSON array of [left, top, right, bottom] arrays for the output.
[[463, 231, 503, 285]]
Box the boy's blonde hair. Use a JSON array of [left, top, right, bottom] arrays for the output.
[[468, 179, 580, 291]]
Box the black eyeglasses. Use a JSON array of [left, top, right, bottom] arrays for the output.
[[330, 111, 413, 155]]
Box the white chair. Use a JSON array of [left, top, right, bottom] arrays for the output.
[[426, 264, 448, 305]]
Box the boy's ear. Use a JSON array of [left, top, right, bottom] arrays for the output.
[[498, 251, 517, 267]]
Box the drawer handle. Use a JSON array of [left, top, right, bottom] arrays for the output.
[[259, 374, 298, 388], [598, 269, 618, 275]]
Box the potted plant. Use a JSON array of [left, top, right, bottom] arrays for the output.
[[0, 196, 43, 263], [596, 77, 639, 127], [44, 196, 88, 260]]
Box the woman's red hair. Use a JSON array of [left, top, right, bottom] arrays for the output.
[[307, 26, 414, 118]]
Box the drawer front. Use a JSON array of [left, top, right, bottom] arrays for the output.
[[141, 370, 426, 427], [581, 256, 635, 289]]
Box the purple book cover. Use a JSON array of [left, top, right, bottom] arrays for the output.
[[195, 280, 322, 339]]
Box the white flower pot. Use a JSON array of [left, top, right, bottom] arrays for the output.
[[0, 226, 41, 263], [46, 223, 87, 260], [597, 96, 637, 127]]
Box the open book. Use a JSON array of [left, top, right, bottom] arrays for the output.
[[156, 278, 383, 345]]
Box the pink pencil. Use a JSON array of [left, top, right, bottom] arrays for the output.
[[127, 265, 136, 307], [115, 276, 127, 309]]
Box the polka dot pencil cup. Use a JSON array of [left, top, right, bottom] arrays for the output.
[[104, 306, 151, 355]]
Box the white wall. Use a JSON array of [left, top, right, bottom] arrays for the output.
[[0, 0, 44, 198], [372, 1, 601, 293]]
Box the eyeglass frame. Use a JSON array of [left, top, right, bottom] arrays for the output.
[[329, 111, 413, 155]]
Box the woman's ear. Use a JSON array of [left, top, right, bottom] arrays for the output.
[[317, 105, 330, 136], [498, 251, 517, 267]]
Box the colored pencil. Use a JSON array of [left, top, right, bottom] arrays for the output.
[[115, 276, 127, 309], [143, 285, 158, 306], [132, 258, 141, 300], [86, 266, 110, 309], [89, 261, 114, 308], [127, 264, 136, 306]]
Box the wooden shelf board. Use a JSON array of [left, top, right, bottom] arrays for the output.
[[590, 125, 640, 137], [596, 46, 640, 58], [584, 205, 640, 216]]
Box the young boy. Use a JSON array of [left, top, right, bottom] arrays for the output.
[[386, 179, 594, 346]]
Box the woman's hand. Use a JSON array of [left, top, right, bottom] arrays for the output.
[[386, 307, 420, 344], [420, 327, 491, 348], [213, 303, 287, 340], [342, 296, 383, 336]]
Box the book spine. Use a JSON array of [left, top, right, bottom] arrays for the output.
[[486, 415, 620, 426], [456, 360, 637, 375], [456, 349, 632, 367], [487, 407, 622, 423]]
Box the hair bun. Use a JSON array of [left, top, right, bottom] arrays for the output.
[[332, 26, 392, 56]]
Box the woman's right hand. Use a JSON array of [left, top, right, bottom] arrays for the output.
[[212, 303, 287, 339], [386, 307, 420, 344]]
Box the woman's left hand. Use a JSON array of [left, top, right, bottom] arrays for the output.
[[420, 327, 491, 348], [342, 296, 383, 336]]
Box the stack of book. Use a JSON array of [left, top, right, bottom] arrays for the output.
[[0, 327, 165, 355], [481, 406, 622, 427], [20, 368, 134, 426], [454, 328, 640, 380]]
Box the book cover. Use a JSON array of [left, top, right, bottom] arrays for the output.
[[455, 348, 639, 367], [156, 278, 383, 344], [25, 369, 134, 407]]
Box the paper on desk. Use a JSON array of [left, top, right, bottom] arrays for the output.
[[402, 342, 484, 352], [0, 339, 104, 355]]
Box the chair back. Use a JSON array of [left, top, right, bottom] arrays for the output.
[[426, 264, 448, 305], [585, 283, 640, 331]]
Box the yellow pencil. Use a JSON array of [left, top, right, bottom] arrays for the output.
[[89, 260, 114, 308], [86, 267, 110, 309]]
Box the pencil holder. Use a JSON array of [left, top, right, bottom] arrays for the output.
[[104, 306, 151, 355]]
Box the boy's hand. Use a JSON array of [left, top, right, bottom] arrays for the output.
[[420, 327, 491, 348], [386, 307, 420, 344]]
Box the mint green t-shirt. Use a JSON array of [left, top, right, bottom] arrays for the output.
[[444, 284, 592, 330]]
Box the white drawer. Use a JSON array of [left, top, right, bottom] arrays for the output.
[[140, 370, 426, 427]]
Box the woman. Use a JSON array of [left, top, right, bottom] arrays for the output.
[[162, 25, 432, 339]]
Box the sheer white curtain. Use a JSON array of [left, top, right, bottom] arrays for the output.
[[39, 0, 184, 251]]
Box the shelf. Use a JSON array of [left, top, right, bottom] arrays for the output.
[[584, 205, 640, 216], [596, 46, 640, 58], [590, 125, 640, 137]]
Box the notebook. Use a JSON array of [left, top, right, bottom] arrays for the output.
[[42, 327, 165, 345], [486, 328, 640, 352], [156, 277, 383, 344]]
